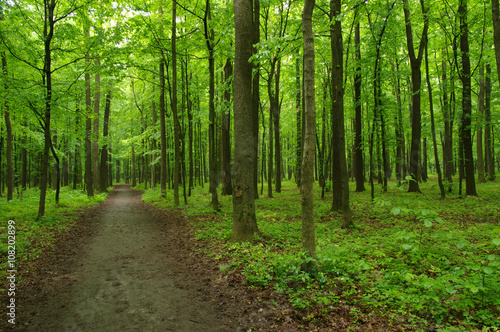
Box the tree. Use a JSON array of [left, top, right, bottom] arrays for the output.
[[301, 0, 316, 260], [353, 20, 365, 193], [330, 0, 352, 228], [231, 0, 260, 242], [403, 0, 428, 193], [458, 0, 477, 196]]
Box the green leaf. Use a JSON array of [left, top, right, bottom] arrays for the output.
[[391, 207, 401, 215], [492, 238, 500, 246], [482, 266, 496, 275], [424, 219, 433, 228], [402, 244, 412, 250]]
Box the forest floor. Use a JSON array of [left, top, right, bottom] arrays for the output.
[[0, 184, 288, 331]]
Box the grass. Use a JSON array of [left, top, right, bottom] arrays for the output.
[[0, 187, 107, 284], [140, 177, 500, 331]]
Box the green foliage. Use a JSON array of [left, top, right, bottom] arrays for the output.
[[143, 178, 500, 329], [0, 187, 107, 283]]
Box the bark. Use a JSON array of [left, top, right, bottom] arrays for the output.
[[252, 0, 260, 199], [1, 48, 13, 201], [441, 57, 454, 186], [403, 0, 428, 193], [84, 27, 93, 198], [425, 45, 445, 198], [295, 57, 302, 187], [273, 59, 282, 193], [268, 108, 273, 198], [187, 74, 194, 195], [37, 0, 56, 219], [491, 0, 500, 85], [485, 64, 495, 180], [221, 59, 233, 195], [231, 0, 259, 242], [100, 87, 111, 192], [92, 60, 101, 192], [159, 58, 167, 197], [172, 0, 181, 206], [151, 78, 157, 189], [330, 0, 352, 228], [301, 0, 317, 260], [458, 0, 477, 196], [354, 22, 365, 192], [477, 66, 486, 183]]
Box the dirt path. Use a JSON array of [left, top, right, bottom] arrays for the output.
[[5, 185, 280, 331]]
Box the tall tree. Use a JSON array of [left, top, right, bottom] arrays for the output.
[[458, 0, 477, 196], [330, 0, 352, 228], [301, 0, 316, 260], [100, 84, 111, 192], [353, 21, 365, 192], [477, 65, 486, 183], [221, 58, 233, 195], [172, 0, 181, 206], [403, 0, 428, 193], [92, 59, 101, 192], [231, 0, 260, 242], [1, 34, 13, 201], [485, 64, 495, 180], [491, 0, 500, 84]]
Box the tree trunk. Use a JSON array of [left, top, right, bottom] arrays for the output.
[[458, 0, 477, 196], [37, 0, 56, 219], [403, 0, 428, 193], [425, 44, 445, 198], [295, 57, 302, 187], [477, 66, 486, 183], [204, 0, 219, 210], [491, 0, 500, 85], [354, 22, 365, 192], [84, 28, 93, 198], [273, 59, 282, 193], [1, 48, 13, 201], [252, 0, 260, 199], [485, 64, 495, 180], [301, 0, 317, 260], [100, 86, 111, 192], [231, 0, 259, 242], [172, 0, 181, 206], [92, 60, 101, 193], [267, 107, 273, 198], [330, 0, 352, 228], [221, 59, 233, 195]]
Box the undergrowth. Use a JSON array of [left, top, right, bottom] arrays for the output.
[[141, 178, 500, 330], [0, 187, 107, 284]]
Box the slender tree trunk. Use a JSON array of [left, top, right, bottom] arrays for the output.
[[92, 60, 101, 193], [231, 0, 259, 242], [100, 86, 111, 192], [354, 23, 365, 192], [458, 0, 477, 196], [477, 66, 486, 183], [295, 57, 302, 187], [491, 0, 500, 85], [331, 0, 352, 228], [485, 64, 495, 180], [159, 58, 167, 197], [301, 0, 317, 260], [1, 48, 13, 201], [151, 78, 157, 189], [172, 0, 181, 206], [425, 45, 445, 198], [37, 0, 56, 219], [273, 59, 282, 193], [252, 0, 260, 200], [221, 59, 233, 195], [442, 57, 454, 187], [403, 0, 428, 193], [267, 107, 273, 198]]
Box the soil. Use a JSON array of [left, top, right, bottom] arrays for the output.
[[1, 185, 290, 332]]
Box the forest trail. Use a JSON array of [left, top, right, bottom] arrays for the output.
[[14, 185, 258, 332]]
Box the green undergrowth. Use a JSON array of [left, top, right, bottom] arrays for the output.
[[0, 187, 107, 284], [140, 178, 500, 330]]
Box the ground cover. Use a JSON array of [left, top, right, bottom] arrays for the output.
[[140, 178, 500, 331], [0, 187, 107, 283]]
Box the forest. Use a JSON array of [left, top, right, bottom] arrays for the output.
[[1, 0, 499, 330]]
